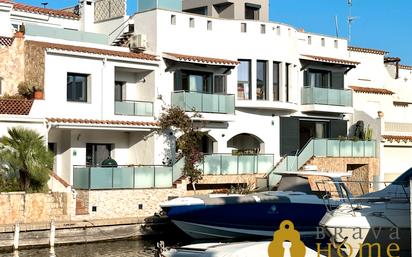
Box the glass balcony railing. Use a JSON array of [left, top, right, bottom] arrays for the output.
[[172, 91, 235, 114], [115, 100, 153, 116], [73, 165, 174, 190], [200, 154, 274, 175], [302, 87, 353, 107]]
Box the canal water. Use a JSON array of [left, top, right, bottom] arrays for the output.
[[0, 239, 175, 257]]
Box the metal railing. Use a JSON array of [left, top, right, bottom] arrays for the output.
[[115, 100, 154, 116], [268, 139, 377, 187], [302, 87, 353, 107], [171, 91, 235, 114], [200, 154, 274, 175]]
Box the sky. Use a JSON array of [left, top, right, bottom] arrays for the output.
[[16, 0, 412, 64]]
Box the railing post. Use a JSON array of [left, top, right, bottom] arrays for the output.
[[220, 154, 223, 175], [133, 167, 136, 188], [111, 167, 114, 189], [237, 155, 239, 175], [153, 166, 156, 189], [88, 167, 91, 190]]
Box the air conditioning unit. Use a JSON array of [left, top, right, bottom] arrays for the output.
[[129, 34, 147, 51]]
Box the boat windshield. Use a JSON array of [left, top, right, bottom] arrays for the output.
[[391, 167, 412, 186]]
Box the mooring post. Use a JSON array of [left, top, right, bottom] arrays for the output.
[[13, 223, 19, 250], [50, 220, 56, 248]]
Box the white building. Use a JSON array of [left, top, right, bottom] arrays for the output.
[[0, 0, 407, 192]]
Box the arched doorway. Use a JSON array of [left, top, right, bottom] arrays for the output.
[[198, 134, 217, 154], [227, 133, 264, 154]]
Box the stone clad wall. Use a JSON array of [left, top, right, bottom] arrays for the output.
[[73, 182, 187, 220], [24, 41, 45, 90], [0, 192, 71, 225], [0, 36, 25, 95]]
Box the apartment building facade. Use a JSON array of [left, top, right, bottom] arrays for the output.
[[0, 0, 407, 191]]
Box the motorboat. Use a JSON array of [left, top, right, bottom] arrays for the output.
[[319, 168, 412, 257], [160, 171, 351, 239], [158, 241, 326, 257]]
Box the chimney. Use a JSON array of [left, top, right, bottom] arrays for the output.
[[79, 0, 95, 32]]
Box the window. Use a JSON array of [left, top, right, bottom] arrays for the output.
[[237, 60, 251, 100], [245, 3, 260, 20], [114, 81, 125, 101], [189, 18, 195, 28], [86, 143, 112, 166], [308, 36, 312, 45], [257, 60, 267, 100], [67, 73, 88, 102], [334, 39, 339, 48], [171, 15, 176, 25], [304, 69, 331, 88], [241, 23, 247, 33], [285, 63, 290, 102], [207, 20, 212, 31], [273, 62, 280, 101], [321, 38, 325, 47], [174, 70, 212, 93], [213, 75, 227, 94], [260, 24, 266, 34]]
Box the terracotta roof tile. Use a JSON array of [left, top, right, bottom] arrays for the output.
[[0, 36, 14, 46], [383, 135, 412, 143], [0, 99, 33, 115], [27, 40, 159, 61], [348, 46, 389, 55], [47, 118, 159, 127], [0, 0, 80, 19], [350, 86, 394, 95], [301, 55, 360, 66], [164, 52, 240, 66]]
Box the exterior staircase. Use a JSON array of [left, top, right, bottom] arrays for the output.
[[265, 138, 377, 188], [111, 31, 133, 46]]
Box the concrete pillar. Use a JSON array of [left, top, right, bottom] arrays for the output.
[[13, 223, 19, 250], [80, 0, 95, 32]]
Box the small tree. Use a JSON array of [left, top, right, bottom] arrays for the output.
[[158, 106, 207, 190], [0, 127, 54, 192]]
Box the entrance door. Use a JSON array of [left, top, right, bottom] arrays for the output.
[[86, 143, 112, 166], [299, 121, 329, 148]]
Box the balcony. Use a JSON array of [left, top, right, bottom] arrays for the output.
[[73, 164, 179, 190], [301, 87, 353, 113], [115, 100, 153, 116], [172, 91, 235, 114], [201, 154, 274, 175]]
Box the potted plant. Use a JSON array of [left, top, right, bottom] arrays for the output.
[[17, 81, 33, 99], [33, 84, 44, 100]]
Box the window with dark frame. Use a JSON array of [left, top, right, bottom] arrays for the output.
[[304, 69, 331, 88], [273, 62, 280, 101], [285, 63, 290, 102], [114, 81, 125, 101], [257, 60, 268, 100], [237, 59, 252, 100], [67, 73, 88, 102], [245, 3, 260, 20]]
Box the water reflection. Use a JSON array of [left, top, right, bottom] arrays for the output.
[[0, 239, 158, 257]]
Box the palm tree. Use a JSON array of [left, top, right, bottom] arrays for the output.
[[0, 127, 54, 192]]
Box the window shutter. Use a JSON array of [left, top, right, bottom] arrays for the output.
[[331, 71, 344, 89], [330, 119, 348, 139], [280, 117, 300, 155]]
